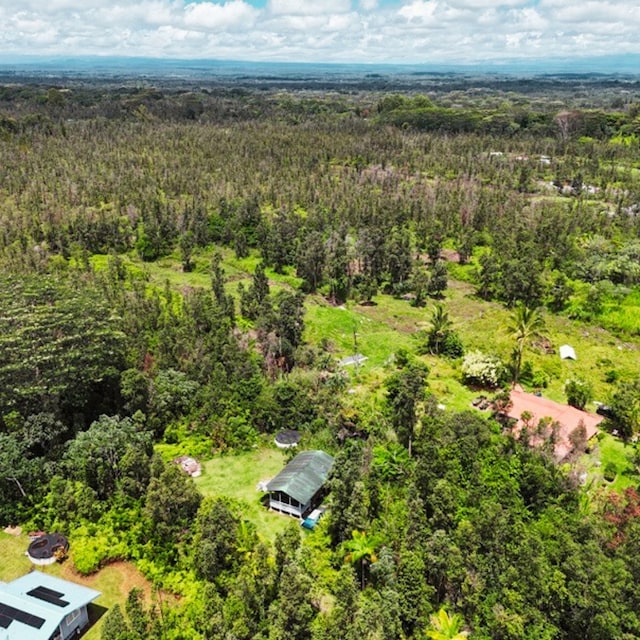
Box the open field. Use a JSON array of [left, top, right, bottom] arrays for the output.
[[303, 276, 640, 418], [96, 247, 640, 490], [580, 434, 639, 492], [194, 446, 293, 541]]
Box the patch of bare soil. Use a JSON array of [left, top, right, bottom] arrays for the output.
[[60, 560, 155, 604]]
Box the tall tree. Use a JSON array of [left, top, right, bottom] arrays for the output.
[[327, 441, 367, 547], [64, 415, 153, 500], [343, 530, 379, 589], [296, 230, 326, 293], [268, 562, 316, 640], [144, 460, 202, 547], [507, 303, 545, 387], [427, 260, 449, 298], [326, 230, 351, 304], [385, 359, 429, 454]]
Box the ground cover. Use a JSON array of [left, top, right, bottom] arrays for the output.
[[600, 289, 640, 336], [304, 276, 640, 416], [304, 296, 414, 367], [578, 433, 638, 493], [194, 446, 292, 542], [95, 246, 640, 489]]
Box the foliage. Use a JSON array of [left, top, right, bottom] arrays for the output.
[[421, 303, 464, 358], [143, 460, 202, 549], [342, 530, 380, 589], [461, 351, 504, 388], [507, 304, 545, 387], [606, 379, 640, 440], [3, 78, 640, 640], [425, 608, 469, 640], [385, 358, 429, 452], [0, 275, 126, 426], [564, 377, 593, 410], [192, 496, 256, 583], [64, 415, 153, 500]]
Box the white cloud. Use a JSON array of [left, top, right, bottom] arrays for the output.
[[267, 0, 351, 17], [184, 1, 258, 30], [398, 1, 438, 22], [360, 0, 378, 11], [0, 0, 638, 63]]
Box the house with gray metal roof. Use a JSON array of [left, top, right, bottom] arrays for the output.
[[0, 571, 100, 640], [266, 450, 334, 518]]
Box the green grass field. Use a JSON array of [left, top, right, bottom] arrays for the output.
[[194, 447, 293, 541], [302, 276, 640, 418], [584, 434, 639, 492], [92, 245, 640, 495]]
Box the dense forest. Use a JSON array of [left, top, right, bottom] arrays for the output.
[[2, 71, 640, 639]]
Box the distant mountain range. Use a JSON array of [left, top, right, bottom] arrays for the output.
[[0, 54, 638, 80]]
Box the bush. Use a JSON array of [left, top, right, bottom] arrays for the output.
[[605, 369, 620, 383], [564, 378, 593, 410], [442, 332, 465, 358], [461, 351, 504, 388], [72, 526, 127, 575], [603, 462, 617, 482], [532, 370, 550, 389]]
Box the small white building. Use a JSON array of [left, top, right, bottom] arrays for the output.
[[0, 571, 100, 640], [559, 344, 577, 360]]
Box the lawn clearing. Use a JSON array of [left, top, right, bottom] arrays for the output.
[[194, 447, 292, 541], [581, 432, 638, 491], [304, 297, 414, 367]]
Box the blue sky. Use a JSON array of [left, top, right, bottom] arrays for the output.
[[0, 1, 638, 65]]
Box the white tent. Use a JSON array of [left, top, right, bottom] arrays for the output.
[[559, 344, 576, 360]]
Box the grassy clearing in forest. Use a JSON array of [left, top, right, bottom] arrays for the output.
[[581, 434, 638, 492], [303, 275, 640, 419], [94, 247, 640, 489], [195, 447, 292, 542]]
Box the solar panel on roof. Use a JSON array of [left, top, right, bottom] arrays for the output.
[[27, 586, 70, 607], [30, 585, 64, 598], [0, 601, 46, 629]]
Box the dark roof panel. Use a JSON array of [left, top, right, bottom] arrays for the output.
[[0, 602, 46, 630], [27, 586, 70, 608], [266, 450, 334, 505]]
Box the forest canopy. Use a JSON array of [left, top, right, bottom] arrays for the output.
[[1, 73, 640, 639]]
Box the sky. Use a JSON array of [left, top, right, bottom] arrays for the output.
[[1, 0, 639, 65]]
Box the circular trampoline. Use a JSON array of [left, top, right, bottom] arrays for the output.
[[274, 429, 301, 449], [27, 533, 69, 566]]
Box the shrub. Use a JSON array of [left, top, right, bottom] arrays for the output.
[[532, 370, 550, 389], [565, 378, 593, 410], [442, 332, 465, 358], [605, 369, 620, 383], [72, 526, 127, 575], [461, 351, 504, 388]]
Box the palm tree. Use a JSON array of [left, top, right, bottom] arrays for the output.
[[425, 608, 469, 640], [507, 303, 545, 387], [343, 530, 379, 589], [427, 302, 453, 355]]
